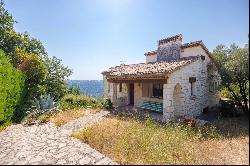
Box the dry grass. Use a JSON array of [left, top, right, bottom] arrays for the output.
[[194, 136, 249, 165], [194, 116, 249, 165], [50, 109, 100, 127], [0, 121, 11, 132], [72, 115, 249, 165]]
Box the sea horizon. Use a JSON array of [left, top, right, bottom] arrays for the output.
[[67, 80, 103, 97]]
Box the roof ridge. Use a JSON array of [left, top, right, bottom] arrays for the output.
[[102, 56, 199, 76], [182, 40, 203, 45]]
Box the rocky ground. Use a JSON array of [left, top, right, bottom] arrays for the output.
[[0, 111, 117, 165]]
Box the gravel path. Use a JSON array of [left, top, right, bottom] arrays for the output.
[[0, 111, 117, 165], [60, 111, 109, 134]]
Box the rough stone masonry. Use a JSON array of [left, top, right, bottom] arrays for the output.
[[0, 111, 117, 165]]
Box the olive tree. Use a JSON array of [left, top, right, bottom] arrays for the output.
[[212, 43, 249, 114]]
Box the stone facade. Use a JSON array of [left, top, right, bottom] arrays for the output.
[[163, 56, 213, 120], [103, 76, 129, 106], [157, 42, 181, 62], [102, 34, 221, 120], [146, 53, 157, 63]]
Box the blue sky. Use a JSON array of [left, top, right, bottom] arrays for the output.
[[5, 0, 249, 80]]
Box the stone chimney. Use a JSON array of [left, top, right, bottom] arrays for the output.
[[156, 34, 183, 62], [158, 34, 182, 46]]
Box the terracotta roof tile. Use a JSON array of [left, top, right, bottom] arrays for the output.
[[102, 56, 199, 77]]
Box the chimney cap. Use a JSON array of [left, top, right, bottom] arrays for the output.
[[158, 34, 182, 46]]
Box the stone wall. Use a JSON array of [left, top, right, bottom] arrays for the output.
[[162, 54, 221, 121], [103, 76, 129, 106], [146, 45, 211, 64], [103, 76, 111, 98], [163, 57, 210, 120], [146, 54, 157, 63], [116, 83, 129, 106], [180, 46, 209, 59]]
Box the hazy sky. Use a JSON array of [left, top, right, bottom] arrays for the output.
[[5, 0, 249, 80]]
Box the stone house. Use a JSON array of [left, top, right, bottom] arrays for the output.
[[101, 34, 221, 120]]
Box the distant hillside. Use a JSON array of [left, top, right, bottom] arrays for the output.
[[66, 80, 103, 97]]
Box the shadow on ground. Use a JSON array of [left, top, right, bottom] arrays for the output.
[[211, 114, 249, 138]]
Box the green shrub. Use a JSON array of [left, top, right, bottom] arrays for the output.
[[0, 50, 26, 124], [67, 86, 81, 95], [221, 87, 233, 99], [102, 98, 113, 110], [60, 94, 104, 110]]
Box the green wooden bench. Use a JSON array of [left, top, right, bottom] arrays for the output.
[[141, 101, 163, 113]]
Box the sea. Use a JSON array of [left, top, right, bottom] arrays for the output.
[[66, 80, 103, 97]]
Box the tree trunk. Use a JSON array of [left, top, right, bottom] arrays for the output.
[[240, 81, 249, 114], [227, 82, 249, 114], [227, 86, 245, 111]]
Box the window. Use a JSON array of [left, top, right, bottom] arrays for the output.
[[201, 55, 206, 73], [119, 83, 122, 92], [200, 55, 205, 60], [191, 82, 195, 96], [189, 77, 196, 96], [209, 81, 220, 93], [215, 81, 219, 91], [152, 83, 163, 98]]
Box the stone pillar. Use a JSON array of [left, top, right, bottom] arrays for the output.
[[112, 83, 117, 106], [103, 75, 108, 97], [163, 83, 175, 121]]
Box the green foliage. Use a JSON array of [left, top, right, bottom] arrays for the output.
[[212, 43, 249, 113], [43, 56, 73, 101], [67, 86, 81, 95], [0, 1, 73, 121], [221, 82, 249, 100], [213, 43, 249, 87], [102, 98, 113, 110], [221, 87, 234, 99], [0, 50, 25, 123], [14, 48, 48, 98], [60, 94, 104, 110], [0, 0, 47, 60]]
